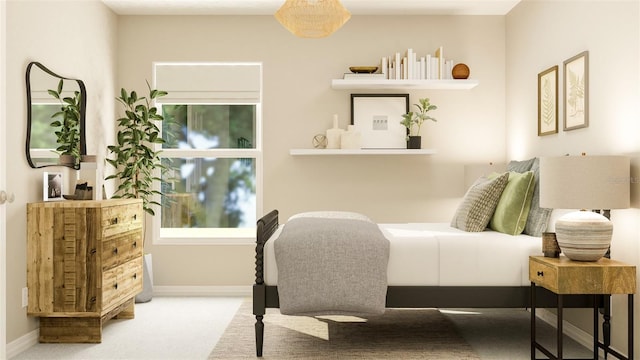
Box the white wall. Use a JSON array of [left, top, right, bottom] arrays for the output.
[[5, 0, 118, 343], [115, 14, 507, 288], [506, 0, 640, 354]]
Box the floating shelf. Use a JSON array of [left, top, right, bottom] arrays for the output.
[[290, 149, 436, 156], [331, 79, 479, 90]]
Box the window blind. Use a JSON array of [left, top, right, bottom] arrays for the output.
[[154, 62, 261, 104]]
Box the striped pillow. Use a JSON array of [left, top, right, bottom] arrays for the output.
[[451, 172, 509, 232]]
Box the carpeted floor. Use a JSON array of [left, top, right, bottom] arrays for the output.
[[209, 301, 480, 359]]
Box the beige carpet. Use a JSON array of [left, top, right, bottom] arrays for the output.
[[210, 300, 480, 359]]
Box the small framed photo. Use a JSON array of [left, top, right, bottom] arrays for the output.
[[563, 51, 589, 131], [43, 172, 63, 201], [351, 93, 409, 149], [538, 65, 558, 136]]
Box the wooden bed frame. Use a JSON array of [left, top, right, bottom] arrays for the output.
[[252, 209, 607, 357]]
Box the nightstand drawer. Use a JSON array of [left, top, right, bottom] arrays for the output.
[[529, 259, 559, 292], [530, 256, 636, 294]]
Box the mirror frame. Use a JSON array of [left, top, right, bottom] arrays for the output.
[[25, 61, 87, 169]]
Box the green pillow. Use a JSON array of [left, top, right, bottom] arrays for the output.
[[489, 171, 535, 235]]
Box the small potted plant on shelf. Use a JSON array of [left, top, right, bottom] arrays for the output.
[[48, 79, 82, 167], [400, 97, 437, 149]]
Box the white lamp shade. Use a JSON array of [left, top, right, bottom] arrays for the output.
[[539, 156, 630, 210]]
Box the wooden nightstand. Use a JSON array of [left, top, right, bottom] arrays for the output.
[[529, 256, 636, 360]]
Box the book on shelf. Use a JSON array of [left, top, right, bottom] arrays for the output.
[[367, 46, 467, 82], [435, 46, 444, 79], [394, 52, 401, 80], [381, 57, 388, 78]]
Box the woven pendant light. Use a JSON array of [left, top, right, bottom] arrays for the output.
[[275, 0, 351, 38]]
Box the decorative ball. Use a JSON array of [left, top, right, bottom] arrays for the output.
[[452, 63, 470, 79], [313, 134, 327, 149]]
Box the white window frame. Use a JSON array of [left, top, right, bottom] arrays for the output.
[[151, 62, 263, 245]]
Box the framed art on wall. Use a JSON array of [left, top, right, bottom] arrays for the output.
[[538, 65, 558, 136], [563, 51, 589, 131], [43, 171, 63, 201], [351, 93, 409, 149]]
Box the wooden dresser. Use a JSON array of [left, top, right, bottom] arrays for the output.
[[27, 199, 144, 343]]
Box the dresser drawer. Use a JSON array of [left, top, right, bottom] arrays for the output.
[[102, 203, 143, 238], [102, 230, 143, 271], [102, 257, 143, 311], [529, 259, 559, 292]]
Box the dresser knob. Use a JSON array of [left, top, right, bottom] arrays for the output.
[[114, 283, 118, 290], [133, 241, 137, 248], [133, 273, 137, 280], [110, 218, 118, 225], [113, 248, 118, 255], [133, 214, 137, 220], [537, 271, 544, 276]]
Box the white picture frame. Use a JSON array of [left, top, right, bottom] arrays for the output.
[[350, 94, 409, 149], [43, 171, 64, 201]]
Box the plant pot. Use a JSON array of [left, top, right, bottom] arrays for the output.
[[135, 253, 154, 303], [407, 136, 422, 149], [59, 154, 77, 167]]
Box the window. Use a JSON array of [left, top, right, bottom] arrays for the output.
[[153, 63, 262, 244], [29, 104, 61, 163]]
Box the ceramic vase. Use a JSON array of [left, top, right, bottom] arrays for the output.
[[326, 114, 344, 149], [555, 211, 612, 261]]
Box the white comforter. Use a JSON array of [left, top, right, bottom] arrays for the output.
[[263, 222, 542, 287]]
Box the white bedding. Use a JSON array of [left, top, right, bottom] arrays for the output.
[[263, 222, 542, 287]]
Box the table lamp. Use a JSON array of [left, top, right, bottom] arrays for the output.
[[539, 155, 629, 261]]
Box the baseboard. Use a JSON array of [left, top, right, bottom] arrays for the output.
[[7, 328, 38, 359], [152, 285, 252, 297], [536, 308, 627, 359]]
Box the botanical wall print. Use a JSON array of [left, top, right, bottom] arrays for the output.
[[538, 65, 558, 136], [563, 51, 589, 130]]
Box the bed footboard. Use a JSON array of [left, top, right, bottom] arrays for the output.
[[254, 209, 278, 357]]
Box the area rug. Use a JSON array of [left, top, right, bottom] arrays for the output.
[[209, 300, 480, 359]]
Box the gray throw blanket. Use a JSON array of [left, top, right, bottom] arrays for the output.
[[274, 212, 390, 316]]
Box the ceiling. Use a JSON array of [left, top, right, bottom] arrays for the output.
[[101, 0, 522, 16]]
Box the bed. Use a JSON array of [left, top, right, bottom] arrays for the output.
[[252, 156, 611, 357], [252, 209, 605, 357]]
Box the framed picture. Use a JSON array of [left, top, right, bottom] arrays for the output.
[[538, 65, 558, 136], [351, 93, 409, 149], [563, 51, 589, 131], [43, 171, 64, 201]]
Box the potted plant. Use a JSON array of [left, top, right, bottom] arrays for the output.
[[400, 97, 438, 149], [105, 81, 168, 303], [48, 79, 82, 167]]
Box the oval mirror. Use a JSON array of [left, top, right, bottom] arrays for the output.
[[26, 61, 86, 169]]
